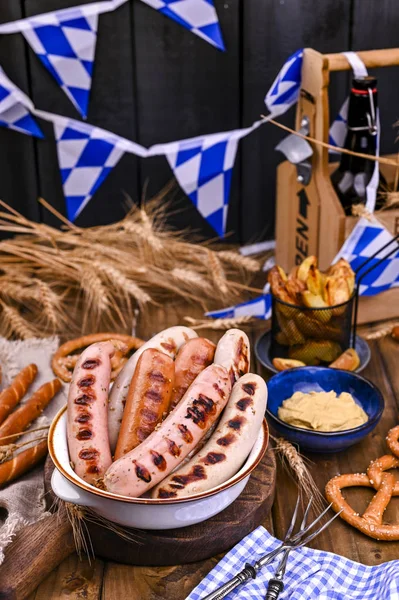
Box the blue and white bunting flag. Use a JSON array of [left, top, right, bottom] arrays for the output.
[[0, 1, 127, 118], [148, 121, 263, 237], [0, 67, 43, 138], [35, 110, 147, 221], [139, 0, 225, 50], [206, 293, 272, 321], [334, 217, 399, 296], [329, 97, 348, 149], [264, 49, 303, 117]]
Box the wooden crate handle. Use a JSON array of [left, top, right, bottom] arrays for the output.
[[325, 49, 399, 71]]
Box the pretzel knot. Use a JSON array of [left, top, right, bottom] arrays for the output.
[[367, 455, 399, 497], [325, 472, 399, 540], [51, 333, 144, 383], [387, 425, 399, 458]]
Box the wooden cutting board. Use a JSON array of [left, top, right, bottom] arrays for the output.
[[0, 447, 276, 600]]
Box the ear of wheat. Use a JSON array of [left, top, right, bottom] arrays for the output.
[[0, 191, 262, 339]]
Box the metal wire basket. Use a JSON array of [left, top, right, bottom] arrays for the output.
[[270, 295, 354, 365], [270, 232, 399, 366]]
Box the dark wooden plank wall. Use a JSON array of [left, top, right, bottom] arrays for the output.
[[0, 0, 398, 241]]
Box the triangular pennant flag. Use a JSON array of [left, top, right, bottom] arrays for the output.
[[206, 293, 272, 321], [0, 67, 43, 137], [334, 217, 399, 296], [53, 119, 125, 221], [165, 132, 239, 236], [21, 10, 99, 117], [139, 0, 225, 50], [264, 49, 303, 116], [329, 98, 348, 149]]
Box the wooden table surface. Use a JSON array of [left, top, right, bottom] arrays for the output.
[[28, 304, 399, 600]]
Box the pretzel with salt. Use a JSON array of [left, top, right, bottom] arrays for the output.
[[386, 425, 399, 458], [325, 472, 399, 540], [52, 333, 144, 383], [367, 455, 399, 497]]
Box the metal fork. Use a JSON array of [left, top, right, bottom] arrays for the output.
[[201, 494, 342, 600]]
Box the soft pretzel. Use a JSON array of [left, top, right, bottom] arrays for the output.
[[386, 425, 399, 458], [325, 472, 399, 540], [367, 455, 399, 496], [0, 364, 38, 425], [51, 333, 144, 382]]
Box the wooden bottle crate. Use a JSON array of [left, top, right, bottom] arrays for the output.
[[275, 48, 399, 324]]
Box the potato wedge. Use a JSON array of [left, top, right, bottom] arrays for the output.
[[297, 256, 317, 283], [306, 264, 322, 296], [294, 311, 342, 342], [302, 290, 328, 309], [289, 340, 342, 365], [268, 266, 295, 305], [276, 310, 306, 345], [329, 348, 360, 371], [325, 276, 351, 306], [285, 278, 307, 304], [272, 358, 306, 371]]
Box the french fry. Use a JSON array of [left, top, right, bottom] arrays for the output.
[[272, 358, 306, 371], [329, 348, 360, 371]]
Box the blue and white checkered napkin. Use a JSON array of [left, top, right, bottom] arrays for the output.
[[186, 527, 399, 600]]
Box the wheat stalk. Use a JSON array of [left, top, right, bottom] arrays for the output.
[[359, 320, 399, 340], [92, 261, 152, 306], [184, 315, 256, 330], [207, 250, 228, 296], [271, 435, 325, 513], [0, 301, 38, 339], [218, 250, 260, 273], [171, 268, 213, 293]]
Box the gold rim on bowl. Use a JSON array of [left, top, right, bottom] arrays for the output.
[[48, 405, 269, 505]]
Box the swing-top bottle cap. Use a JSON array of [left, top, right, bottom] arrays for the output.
[[352, 76, 377, 92]]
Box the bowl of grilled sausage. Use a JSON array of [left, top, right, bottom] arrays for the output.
[[49, 326, 269, 529]]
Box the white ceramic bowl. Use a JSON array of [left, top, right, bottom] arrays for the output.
[[49, 405, 268, 530]]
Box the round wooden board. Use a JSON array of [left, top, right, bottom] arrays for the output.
[[44, 446, 276, 566]]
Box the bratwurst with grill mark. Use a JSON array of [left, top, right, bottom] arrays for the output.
[[152, 373, 267, 499], [104, 364, 231, 498], [67, 340, 126, 484], [114, 349, 174, 460]]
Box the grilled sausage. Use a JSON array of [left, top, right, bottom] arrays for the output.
[[152, 373, 267, 498], [104, 364, 231, 498], [170, 338, 216, 410], [108, 326, 197, 452], [214, 329, 250, 386], [67, 341, 123, 485], [114, 349, 174, 460]]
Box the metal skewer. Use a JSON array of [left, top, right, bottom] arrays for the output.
[[201, 494, 342, 600]]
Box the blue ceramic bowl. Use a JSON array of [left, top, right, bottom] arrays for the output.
[[266, 367, 384, 453]]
